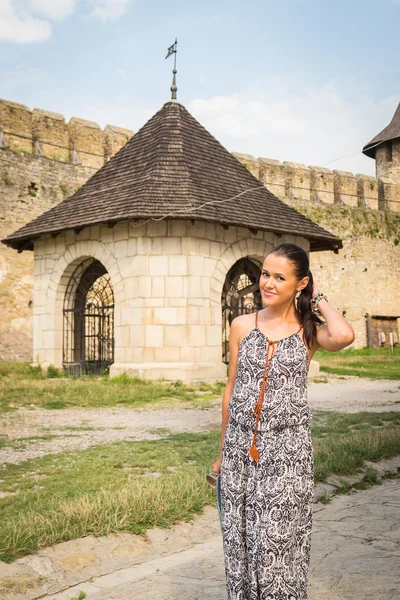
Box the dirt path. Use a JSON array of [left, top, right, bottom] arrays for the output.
[[0, 374, 399, 465], [307, 374, 400, 412]]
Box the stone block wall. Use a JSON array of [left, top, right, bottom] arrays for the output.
[[30, 219, 303, 380], [306, 216, 400, 348], [376, 139, 400, 183], [0, 149, 97, 359], [232, 153, 397, 213], [0, 99, 133, 168]]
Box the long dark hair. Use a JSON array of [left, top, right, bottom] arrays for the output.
[[266, 242, 323, 348]]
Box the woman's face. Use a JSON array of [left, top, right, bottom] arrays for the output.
[[259, 253, 306, 306]]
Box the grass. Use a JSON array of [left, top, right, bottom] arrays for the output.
[[0, 343, 399, 414], [0, 361, 226, 413], [315, 346, 400, 379], [310, 409, 400, 480], [0, 431, 219, 563], [314, 468, 388, 504], [0, 410, 400, 563], [0, 356, 399, 562]]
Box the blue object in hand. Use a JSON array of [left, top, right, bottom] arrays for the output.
[[206, 471, 223, 528]]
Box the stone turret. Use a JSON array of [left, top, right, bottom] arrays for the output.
[[363, 102, 400, 183]]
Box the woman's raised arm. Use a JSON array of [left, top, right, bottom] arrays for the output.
[[313, 295, 355, 352]]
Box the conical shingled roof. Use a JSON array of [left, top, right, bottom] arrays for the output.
[[363, 102, 400, 158], [1, 101, 342, 253]]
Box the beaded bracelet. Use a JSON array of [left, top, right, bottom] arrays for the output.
[[310, 293, 328, 314]]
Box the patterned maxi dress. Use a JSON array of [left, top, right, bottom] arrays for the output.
[[220, 310, 314, 600]]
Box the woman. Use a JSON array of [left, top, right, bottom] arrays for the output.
[[213, 242, 355, 600]]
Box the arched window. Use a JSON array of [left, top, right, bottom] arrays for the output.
[[63, 258, 114, 376], [221, 257, 262, 365]]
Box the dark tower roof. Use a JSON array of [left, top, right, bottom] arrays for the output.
[[363, 102, 400, 159], [1, 101, 342, 253]]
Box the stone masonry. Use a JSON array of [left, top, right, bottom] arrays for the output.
[[31, 219, 306, 379]]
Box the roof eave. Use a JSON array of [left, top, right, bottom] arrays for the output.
[[1, 215, 342, 254], [2, 237, 35, 252], [362, 143, 378, 159]]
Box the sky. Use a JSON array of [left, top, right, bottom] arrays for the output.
[[0, 0, 399, 176]]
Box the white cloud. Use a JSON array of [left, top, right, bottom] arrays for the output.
[[27, 0, 75, 22], [0, 0, 134, 43], [188, 78, 398, 176], [0, 0, 51, 42], [190, 95, 305, 138], [0, 0, 75, 43], [90, 0, 135, 22]]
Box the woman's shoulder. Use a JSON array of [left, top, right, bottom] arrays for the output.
[[230, 312, 257, 345], [231, 312, 257, 328]]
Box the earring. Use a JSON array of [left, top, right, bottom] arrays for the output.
[[295, 290, 301, 299]]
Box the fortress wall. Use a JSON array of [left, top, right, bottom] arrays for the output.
[[0, 99, 133, 168], [284, 161, 311, 202], [68, 117, 105, 169], [232, 153, 397, 212], [333, 170, 358, 207], [0, 148, 97, 359], [258, 157, 287, 198], [287, 200, 400, 348], [0, 100, 32, 153], [0, 98, 400, 359], [32, 108, 70, 161], [310, 166, 335, 205], [379, 177, 400, 211], [357, 174, 379, 210]]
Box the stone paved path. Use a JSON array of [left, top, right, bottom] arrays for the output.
[[49, 478, 400, 600], [1, 464, 399, 600]]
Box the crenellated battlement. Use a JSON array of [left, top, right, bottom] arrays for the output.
[[232, 153, 400, 213], [0, 99, 134, 169], [1, 97, 399, 212]]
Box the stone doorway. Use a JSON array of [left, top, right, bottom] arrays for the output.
[[63, 257, 115, 376]]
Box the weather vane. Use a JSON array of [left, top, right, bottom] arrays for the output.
[[165, 38, 178, 100]]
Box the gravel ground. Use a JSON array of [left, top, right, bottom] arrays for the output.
[[0, 374, 399, 466]]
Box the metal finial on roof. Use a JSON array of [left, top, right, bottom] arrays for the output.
[[165, 38, 178, 100]]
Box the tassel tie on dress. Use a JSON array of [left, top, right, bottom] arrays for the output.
[[249, 338, 278, 463]]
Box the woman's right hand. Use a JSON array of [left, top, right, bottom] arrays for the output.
[[212, 454, 222, 474]]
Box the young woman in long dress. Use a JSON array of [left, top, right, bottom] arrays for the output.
[[213, 242, 355, 600]]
